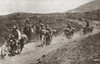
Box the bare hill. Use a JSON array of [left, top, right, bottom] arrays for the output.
[[68, 0, 100, 13]]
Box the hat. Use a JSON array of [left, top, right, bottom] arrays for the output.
[[12, 25, 17, 29]]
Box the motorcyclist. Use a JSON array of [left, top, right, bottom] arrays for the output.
[[85, 20, 90, 28], [38, 20, 45, 29], [39, 20, 44, 26], [82, 18, 90, 28], [44, 25, 52, 45], [66, 21, 72, 30], [45, 25, 51, 34], [10, 25, 22, 42], [24, 18, 31, 26]]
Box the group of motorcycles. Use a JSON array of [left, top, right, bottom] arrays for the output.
[[0, 22, 94, 59], [63, 26, 94, 39], [80, 26, 94, 36]]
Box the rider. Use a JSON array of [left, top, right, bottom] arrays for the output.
[[45, 25, 51, 33], [24, 18, 31, 27], [38, 20, 45, 29], [66, 21, 72, 30], [39, 20, 44, 25], [82, 18, 90, 28], [24, 17, 32, 33], [85, 20, 90, 28], [45, 25, 52, 44], [10, 25, 22, 42]]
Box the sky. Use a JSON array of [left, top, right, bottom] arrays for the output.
[[0, 0, 93, 15]]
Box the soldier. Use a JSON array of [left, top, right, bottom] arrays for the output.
[[39, 20, 44, 26], [66, 21, 72, 30], [24, 18, 31, 26], [38, 20, 45, 29], [82, 18, 90, 28], [45, 25, 51, 33], [10, 25, 21, 42], [85, 20, 90, 28]]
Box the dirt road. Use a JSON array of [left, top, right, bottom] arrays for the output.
[[0, 28, 99, 64]]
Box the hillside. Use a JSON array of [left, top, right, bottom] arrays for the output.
[[0, 13, 81, 31], [68, 0, 100, 13], [0, 8, 100, 44], [0, 9, 100, 45], [67, 9, 100, 21]]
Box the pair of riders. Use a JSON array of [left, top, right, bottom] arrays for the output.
[[65, 19, 90, 32], [37, 20, 51, 34], [24, 18, 51, 40], [10, 18, 30, 43], [64, 21, 75, 38], [66, 18, 90, 30], [38, 20, 52, 42], [81, 18, 94, 35], [8, 18, 32, 53], [38, 20, 52, 46]]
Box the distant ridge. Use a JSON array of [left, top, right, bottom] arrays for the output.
[[68, 0, 100, 13]]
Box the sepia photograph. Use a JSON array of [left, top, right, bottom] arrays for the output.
[[0, 0, 100, 64]]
